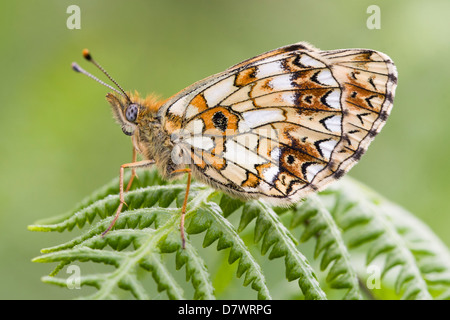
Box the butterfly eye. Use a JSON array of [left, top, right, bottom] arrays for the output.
[[125, 104, 138, 122]]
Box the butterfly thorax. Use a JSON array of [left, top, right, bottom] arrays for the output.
[[107, 91, 182, 179], [136, 115, 180, 179]]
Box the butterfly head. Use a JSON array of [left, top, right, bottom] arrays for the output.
[[106, 92, 139, 136], [106, 91, 162, 136], [72, 49, 162, 136]]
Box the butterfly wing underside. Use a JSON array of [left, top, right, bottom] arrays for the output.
[[160, 42, 397, 205]]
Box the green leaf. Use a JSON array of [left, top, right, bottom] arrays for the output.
[[29, 169, 450, 300], [291, 194, 362, 299]]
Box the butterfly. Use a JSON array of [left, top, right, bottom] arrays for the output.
[[72, 42, 397, 248]]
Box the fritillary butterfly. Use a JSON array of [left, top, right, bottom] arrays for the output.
[[72, 42, 397, 248]]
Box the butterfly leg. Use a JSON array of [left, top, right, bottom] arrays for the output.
[[102, 159, 155, 237], [125, 147, 138, 192], [171, 167, 192, 249]]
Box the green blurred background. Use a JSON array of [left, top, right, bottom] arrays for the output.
[[1, 0, 450, 299]]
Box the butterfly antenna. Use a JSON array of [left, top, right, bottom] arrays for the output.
[[71, 62, 125, 97], [76, 49, 131, 102]]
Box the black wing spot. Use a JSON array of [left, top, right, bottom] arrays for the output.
[[385, 92, 394, 103], [343, 134, 352, 146], [379, 111, 389, 121], [284, 44, 310, 52], [357, 112, 371, 125], [212, 111, 228, 132], [368, 129, 378, 137], [304, 95, 313, 104], [334, 169, 345, 179], [388, 73, 398, 85], [286, 154, 295, 164], [353, 148, 366, 161], [365, 95, 378, 109], [310, 70, 322, 85], [320, 90, 334, 108], [368, 77, 377, 91]]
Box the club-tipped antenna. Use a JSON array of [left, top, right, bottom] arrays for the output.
[[71, 62, 125, 96], [72, 49, 131, 102]]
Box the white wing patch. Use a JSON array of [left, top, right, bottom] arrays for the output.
[[262, 166, 279, 183], [280, 92, 297, 105], [268, 74, 295, 91], [203, 76, 237, 107], [306, 164, 325, 182], [324, 89, 341, 109], [316, 139, 338, 160], [169, 95, 191, 116], [255, 60, 285, 79], [322, 115, 342, 132], [315, 69, 339, 86], [298, 54, 327, 68], [242, 108, 285, 128]]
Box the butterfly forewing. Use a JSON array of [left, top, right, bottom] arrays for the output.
[[160, 42, 397, 205]]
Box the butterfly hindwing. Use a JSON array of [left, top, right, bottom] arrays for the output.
[[160, 42, 397, 204]]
